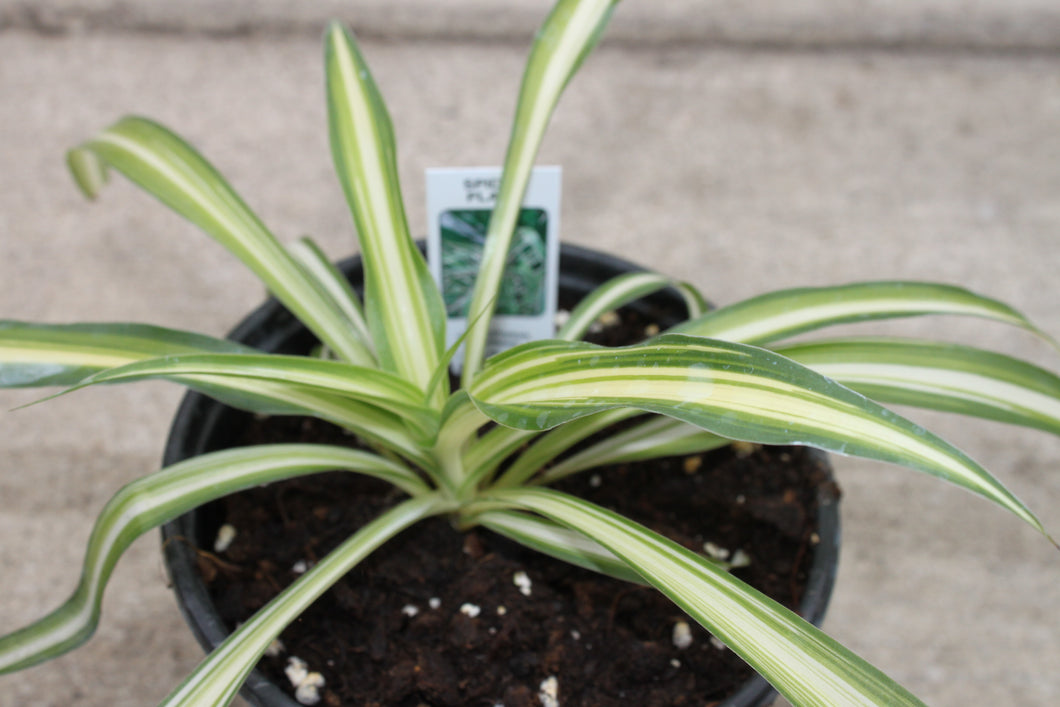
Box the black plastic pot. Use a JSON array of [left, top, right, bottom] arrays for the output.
[[161, 243, 840, 707]]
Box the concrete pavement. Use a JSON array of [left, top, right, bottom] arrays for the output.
[[5, 0, 1060, 52], [1, 2, 1059, 705]]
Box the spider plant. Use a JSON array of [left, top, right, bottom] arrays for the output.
[[1, 1, 1058, 705]]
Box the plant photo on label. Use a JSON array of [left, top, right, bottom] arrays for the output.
[[1, 0, 1058, 706], [440, 208, 549, 318]]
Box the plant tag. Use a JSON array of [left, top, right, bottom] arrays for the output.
[[426, 166, 561, 371]]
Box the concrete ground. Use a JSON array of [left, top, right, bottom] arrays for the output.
[[1, 2, 1059, 705]]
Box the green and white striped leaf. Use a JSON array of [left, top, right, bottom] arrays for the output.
[[537, 415, 729, 484], [673, 281, 1052, 347], [325, 23, 445, 393], [493, 411, 726, 488], [63, 352, 437, 440], [484, 486, 927, 707], [0, 321, 250, 388], [779, 337, 1060, 435], [461, 0, 619, 383], [287, 236, 374, 353], [470, 334, 1047, 535], [492, 408, 631, 488], [557, 271, 707, 341], [457, 423, 538, 493], [82, 368, 433, 467], [158, 494, 448, 707], [0, 324, 435, 457], [0, 328, 431, 463], [475, 509, 644, 584], [0, 444, 426, 674], [66, 117, 373, 367], [434, 391, 494, 495], [424, 298, 498, 404]]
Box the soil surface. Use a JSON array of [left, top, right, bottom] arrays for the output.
[[197, 421, 831, 707], [188, 300, 835, 706]]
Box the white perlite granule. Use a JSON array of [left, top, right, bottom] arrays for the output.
[[285, 656, 308, 687], [294, 672, 325, 705], [672, 620, 693, 649], [538, 675, 560, 707], [213, 524, 237, 553], [285, 656, 326, 705], [513, 570, 533, 597]]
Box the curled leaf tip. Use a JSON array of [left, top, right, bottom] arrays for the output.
[[66, 146, 108, 199]]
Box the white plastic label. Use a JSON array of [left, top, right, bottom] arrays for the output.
[[426, 166, 561, 371]]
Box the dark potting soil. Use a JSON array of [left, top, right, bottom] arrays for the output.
[[191, 305, 836, 706], [198, 427, 831, 707]]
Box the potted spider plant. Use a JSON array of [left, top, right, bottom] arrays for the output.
[[157, 244, 843, 707], [1, 1, 1058, 705]]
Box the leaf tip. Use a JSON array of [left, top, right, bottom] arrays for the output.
[[65, 146, 108, 200], [324, 19, 343, 38], [324, 19, 355, 54]]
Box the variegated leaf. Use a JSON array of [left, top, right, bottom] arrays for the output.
[[0, 321, 249, 388], [461, 0, 619, 382], [483, 487, 927, 707], [0, 445, 426, 674], [64, 352, 436, 439], [557, 271, 707, 341], [158, 494, 448, 707], [66, 117, 373, 366], [287, 236, 374, 353], [673, 281, 1051, 347], [470, 334, 1047, 535], [536, 415, 728, 484], [779, 337, 1060, 434], [475, 509, 644, 584], [325, 23, 445, 394]]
